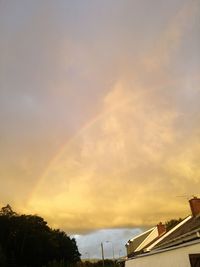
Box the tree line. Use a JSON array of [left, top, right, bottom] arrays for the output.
[[0, 205, 81, 267], [80, 259, 117, 267]]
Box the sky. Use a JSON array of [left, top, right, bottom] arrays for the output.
[[0, 0, 200, 259]]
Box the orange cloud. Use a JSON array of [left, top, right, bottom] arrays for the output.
[[0, 1, 199, 234]]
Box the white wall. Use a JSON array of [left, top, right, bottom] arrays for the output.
[[125, 242, 200, 267]]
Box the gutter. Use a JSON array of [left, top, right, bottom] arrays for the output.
[[126, 238, 200, 261], [154, 228, 200, 250]]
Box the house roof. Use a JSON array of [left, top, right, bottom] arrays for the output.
[[142, 233, 164, 251], [142, 216, 191, 252], [154, 215, 200, 250], [126, 227, 155, 252], [126, 198, 200, 259]]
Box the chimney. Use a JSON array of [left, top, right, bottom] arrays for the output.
[[189, 197, 200, 217], [157, 222, 166, 236]]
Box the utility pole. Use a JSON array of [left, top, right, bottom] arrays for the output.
[[101, 242, 105, 267]]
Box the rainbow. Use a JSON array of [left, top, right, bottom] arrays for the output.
[[27, 92, 132, 207]]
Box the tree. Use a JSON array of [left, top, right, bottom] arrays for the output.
[[165, 218, 183, 231], [0, 204, 17, 217], [0, 244, 6, 267], [0, 205, 81, 267]]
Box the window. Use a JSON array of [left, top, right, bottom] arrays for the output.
[[189, 254, 200, 267]]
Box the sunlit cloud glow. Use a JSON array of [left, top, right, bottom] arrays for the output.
[[0, 0, 199, 235]]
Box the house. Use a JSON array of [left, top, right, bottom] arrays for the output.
[[125, 197, 200, 267], [125, 222, 166, 258]]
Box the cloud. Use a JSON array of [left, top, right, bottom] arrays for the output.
[[27, 81, 199, 233], [0, 0, 199, 235]]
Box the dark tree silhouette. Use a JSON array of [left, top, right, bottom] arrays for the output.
[[81, 259, 115, 267], [0, 204, 17, 216], [0, 205, 81, 267], [165, 218, 183, 231], [0, 244, 6, 267]]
